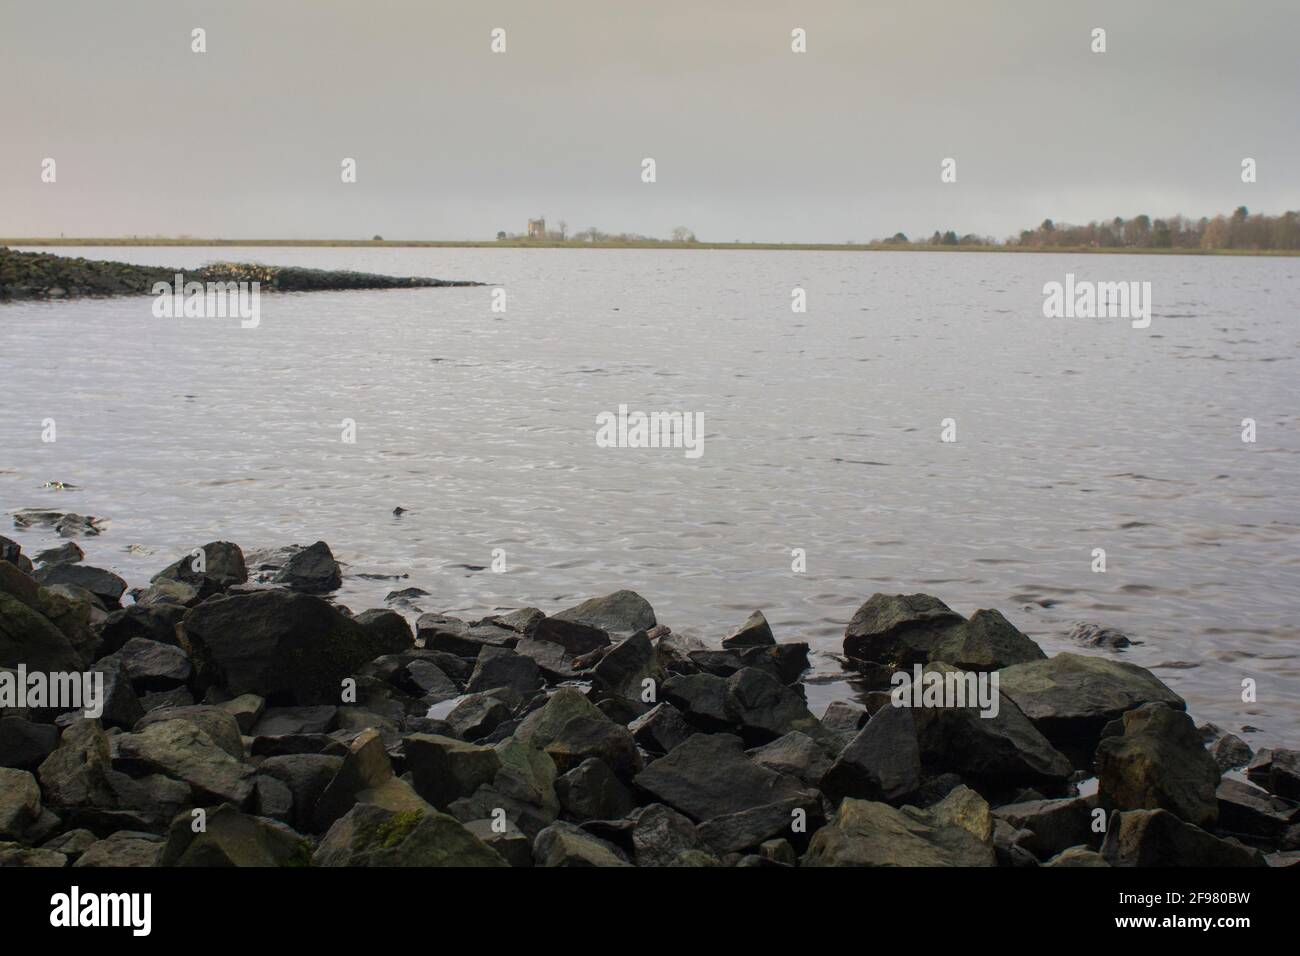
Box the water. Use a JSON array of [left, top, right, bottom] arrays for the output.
[[2, 246, 1298, 746]]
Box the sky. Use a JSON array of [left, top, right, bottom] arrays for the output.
[[1, 0, 1296, 243]]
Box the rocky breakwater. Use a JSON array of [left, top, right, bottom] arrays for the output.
[[0, 247, 481, 300], [0, 534, 1297, 868]]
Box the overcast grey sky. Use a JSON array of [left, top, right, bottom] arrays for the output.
[[1, 0, 1296, 242]]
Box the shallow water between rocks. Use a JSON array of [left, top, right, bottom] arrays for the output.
[[2, 246, 1297, 747]]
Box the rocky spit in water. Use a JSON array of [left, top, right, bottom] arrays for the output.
[[0, 531, 1296, 868], [0, 247, 481, 300]]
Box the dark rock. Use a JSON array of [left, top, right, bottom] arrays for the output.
[[1209, 733, 1254, 772], [803, 786, 996, 866], [466, 646, 543, 695], [90, 656, 145, 729], [737, 642, 811, 685], [353, 608, 414, 651], [97, 603, 186, 656], [552, 590, 655, 639], [34, 563, 126, 608], [722, 610, 775, 648], [1066, 621, 1135, 650], [463, 817, 533, 866], [0, 591, 87, 672], [160, 803, 309, 866], [634, 733, 806, 822], [219, 694, 265, 734], [257, 754, 344, 830], [250, 733, 348, 757], [252, 705, 338, 736], [821, 705, 921, 804], [140, 687, 195, 712], [748, 731, 834, 788], [544, 715, 641, 777], [113, 637, 193, 688], [934, 608, 1046, 669], [416, 614, 518, 656], [314, 802, 506, 866], [556, 758, 637, 821], [632, 803, 709, 866], [152, 541, 248, 599], [72, 831, 163, 867], [662, 672, 733, 732], [135, 705, 243, 760], [533, 820, 631, 866], [820, 700, 868, 742], [532, 616, 610, 656], [1216, 779, 1299, 841], [513, 638, 579, 683], [0, 767, 41, 839], [1100, 809, 1266, 866], [842, 593, 966, 667], [483, 607, 545, 635], [271, 541, 342, 593], [999, 653, 1185, 749], [0, 717, 58, 769], [445, 694, 512, 741], [182, 589, 411, 705], [697, 794, 824, 856], [35, 542, 83, 566], [628, 703, 695, 756], [1246, 749, 1300, 800], [723, 667, 820, 744], [405, 733, 501, 809], [592, 631, 663, 703], [1044, 846, 1110, 867], [1095, 703, 1220, 829], [114, 718, 254, 807], [993, 796, 1095, 859], [253, 774, 294, 822]]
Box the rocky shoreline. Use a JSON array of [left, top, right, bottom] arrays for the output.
[[0, 247, 481, 300], [1, 527, 1297, 868]]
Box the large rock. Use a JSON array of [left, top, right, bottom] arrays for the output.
[[992, 796, 1095, 859], [1095, 703, 1219, 828], [552, 590, 656, 639], [722, 611, 775, 649], [0, 717, 59, 770], [592, 631, 663, 702], [416, 614, 519, 657], [662, 673, 733, 732], [931, 608, 1046, 670], [314, 802, 507, 866], [842, 593, 966, 666], [160, 803, 309, 866], [628, 702, 694, 756], [634, 733, 806, 822], [466, 646, 543, 695], [181, 589, 411, 704], [531, 617, 610, 656], [803, 787, 996, 866], [34, 564, 126, 608], [405, 733, 501, 809], [1216, 779, 1299, 842], [114, 718, 255, 807], [113, 637, 193, 689], [820, 705, 921, 804], [723, 667, 821, 744], [999, 653, 1184, 748], [696, 794, 824, 856], [1100, 809, 1266, 866], [556, 758, 637, 821], [152, 542, 248, 600], [1247, 749, 1300, 800], [257, 754, 342, 831], [0, 591, 86, 672], [749, 731, 834, 789], [512, 687, 604, 748], [533, 820, 632, 867], [632, 804, 709, 866], [0, 767, 41, 839], [37, 720, 114, 808], [544, 715, 641, 778], [135, 705, 243, 760], [271, 541, 342, 593]]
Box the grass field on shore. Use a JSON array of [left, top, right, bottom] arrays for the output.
[[3, 237, 1297, 256]]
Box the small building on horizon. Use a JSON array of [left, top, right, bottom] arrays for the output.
[[527, 217, 546, 239]]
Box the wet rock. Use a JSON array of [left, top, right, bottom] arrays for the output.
[[532, 616, 610, 656], [803, 787, 996, 867], [552, 590, 656, 639], [697, 794, 823, 856], [113, 637, 192, 689], [445, 694, 512, 741], [1246, 749, 1300, 800], [0, 537, 26, 568], [72, 831, 163, 867], [354, 609, 414, 652], [466, 645, 543, 695], [1100, 809, 1266, 866], [748, 731, 834, 789], [556, 758, 637, 821], [632, 803, 709, 866], [998, 653, 1185, 749], [35, 542, 83, 566], [544, 715, 641, 777], [464, 817, 532, 866], [1066, 621, 1134, 650], [722, 610, 775, 648], [160, 803, 309, 866], [1209, 733, 1254, 772], [0, 716, 59, 769], [992, 796, 1095, 859], [1216, 779, 1299, 842], [416, 614, 518, 656], [1095, 703, 1220, 828], [12, 510, 105, 538], [114, 718, 254, 807], [736, 642, 812, 685], [592, 631, 663, 702], [135, 705, 243, 760], [723, 667, 821, 744], [634, 733, 806, 821], [662, 672, 733, 732], [271, 541, 342, 593], [314, 802, 506, 866], [842, 593, 966, 667], [181, 589, 411, 705], [628, 703, 695, 756], [257, 754, 342, 831], [34, 564, 126, 608], [404, 734, 501, 809], [533, 820, 632, 866], [152, 541, 248, 600], [97, 604, 186, 656], [820, 705, 921, 804], [0, 767, 42, 839]]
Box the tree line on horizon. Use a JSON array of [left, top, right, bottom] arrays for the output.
[[888, 206, 1300, 250]]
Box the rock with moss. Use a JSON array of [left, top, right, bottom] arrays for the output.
[[160, 803, 311, 866]]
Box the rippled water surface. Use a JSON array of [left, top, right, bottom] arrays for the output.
[[2, 247, 1298, 745]]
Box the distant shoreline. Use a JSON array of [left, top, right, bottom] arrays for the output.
[[4, 238, 1298, 257]]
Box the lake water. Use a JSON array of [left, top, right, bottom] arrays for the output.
[[2, 246, 1298, 746]]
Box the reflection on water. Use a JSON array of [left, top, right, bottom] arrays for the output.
[[2, 246, 1298, 746]]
